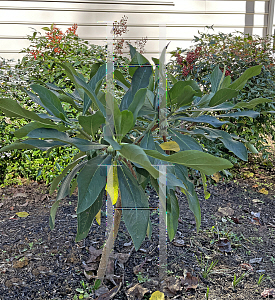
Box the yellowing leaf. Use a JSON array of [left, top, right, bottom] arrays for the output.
[[16, 211, 29, 218], [259, 188, 268, 195], [95, 210, 101, 225], [105, 164, 119, 205], [212, 172, 221, 183], [150, 291, 165, 300], [159, 141, 180, 152]]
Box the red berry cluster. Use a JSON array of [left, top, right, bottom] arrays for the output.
[[29, 24, 78, 59], [219, 66, 231, 77], [175, 46, 201, 77]]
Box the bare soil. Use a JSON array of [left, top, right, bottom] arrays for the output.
[[0, 163, 275, 299]]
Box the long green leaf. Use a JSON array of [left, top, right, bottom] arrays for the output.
[[144, 149, 232, 175], [14, 122, 66, 138], [0, 98, 53, 125], [73, 75, 106, 117], [50, 153, 87, 195], [75, 188, 104, 242], [120, 65, 152, 111], [119, 144, 159, 178], [175, 164, 201, 231], [128, 88, 147, 122], [77, 155, 111, 213], [229, 65, 262, 90], [0, 142, 36, 152], [31, 84, 67, 121], [28, 128, 106, 152], [117, 164, 149, 250], [209, 88, 239, 107], [49, 160, 87, 229], [233, 98, 272, 109], [167, 189, 179, 241]]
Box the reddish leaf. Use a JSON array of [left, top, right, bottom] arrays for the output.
[[261, 288, 275, 298], [240, 263, 253, 271], [230, 216, 241, 224], [180, 272, 198, 291]]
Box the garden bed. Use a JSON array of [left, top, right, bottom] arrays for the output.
[[0, 163, 275, 300]]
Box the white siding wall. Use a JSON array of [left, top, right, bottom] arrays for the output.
[[0, 0, 272, 61]]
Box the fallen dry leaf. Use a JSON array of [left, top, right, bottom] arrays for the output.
[[218, 207, 234, 216], [212, 172, 221, 183], [252, 184, 259, 188], [126, 283, 149, 300], [16, 212, 29, 218], [259, 188, 268, 195], [86, 246, 102, 263], [180, 272, 198, 291], [13, 258, 28, 268], [261, 288, 275, 298], [13, 192, 27, 199], [240, 263, 253, 271], [216, 238, 232, 253], [163, 276, 182, 295], [95, 283, 122, 300]]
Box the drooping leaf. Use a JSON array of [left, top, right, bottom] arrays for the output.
[[0, 142, 36, 152], [23, 139, 68, 151], [167, 189, 179, 241], [28, 128, 106, 152], [73, 75, 106, 117], [49, 160, 87, 229], [14, 122, 66, 138], [114, 69, 131, 90], [0, 98, 53, 125], [119, 144, 159, 178], [77, 155, 111, 214], [175, 164, 201, 231], [117, 164, 149, 250], [75, 188, 104, 242], [105, 164, 119, 205], [30, 84, 67, 121], [200, 128, 248, 161], [144, 149, 232, 175], [50, 153, 87, 195]]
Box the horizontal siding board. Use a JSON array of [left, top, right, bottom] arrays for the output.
[[0, 0, 273, 60]]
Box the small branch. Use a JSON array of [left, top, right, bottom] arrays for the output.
[[135, 120, 158, 145], [97, 194, 122, 281], [122, 158, 137, 179]]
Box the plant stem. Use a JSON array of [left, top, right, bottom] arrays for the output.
[[97, 194, 122, 281]]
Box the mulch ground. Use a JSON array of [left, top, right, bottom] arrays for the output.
[[0, 163, 275, 300]]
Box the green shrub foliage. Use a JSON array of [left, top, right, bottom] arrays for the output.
[[169, 28, 275, 159]]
